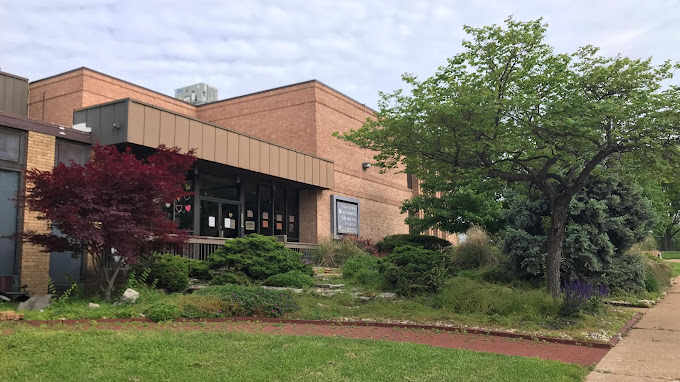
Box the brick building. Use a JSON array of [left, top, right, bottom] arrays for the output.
[[1, 67, 455, 296]]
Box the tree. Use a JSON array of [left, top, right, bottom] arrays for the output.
[[503, 175, 655, 293], [337, 17, 680, 297], [23, 144, 196, 300]]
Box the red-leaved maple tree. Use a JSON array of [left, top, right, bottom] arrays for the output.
[[23, 144, 196, 300]]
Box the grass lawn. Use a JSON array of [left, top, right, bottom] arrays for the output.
[[0, 324, 587, 382], [667, 261, 680, 279], [663, 251, 680, 260]]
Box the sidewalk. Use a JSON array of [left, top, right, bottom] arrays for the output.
[[586, 268, 680, 381]]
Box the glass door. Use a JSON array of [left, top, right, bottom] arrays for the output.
[[220, 202, 239, 238], [199, 200, 220, 237]]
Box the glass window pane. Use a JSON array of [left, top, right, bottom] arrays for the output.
[[199, 199, 219, 237], [286, 190, 299, 240], [57, 140, 89, 165], [0, 130, 21, 162], [259, 185, 272, 236], [198, 174, 239, 200], [244, 182, 258, 234], [0, 170, 19, 274], [273, 188, 285, 236]]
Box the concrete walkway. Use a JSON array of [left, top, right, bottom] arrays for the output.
[[586, 269, 680, 381]]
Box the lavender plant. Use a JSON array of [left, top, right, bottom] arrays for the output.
[[560, 279, 609, 317]]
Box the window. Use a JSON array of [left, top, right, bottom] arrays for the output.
[[286, 190, 299, 240], [56, 140, 89, 166], [198, 174, 239, 200], [407, 174, 414, 190], [0, 129, 21, 162], [259, 185, 272, 235]]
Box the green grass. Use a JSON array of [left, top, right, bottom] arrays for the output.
[[291, 277, 634, 342], [663, 251, 680, 260], [667, 261, 680, 279], [0, 324, 587, 382]]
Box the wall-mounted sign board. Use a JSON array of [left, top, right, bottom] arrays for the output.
[[331, 195, 360, 239]]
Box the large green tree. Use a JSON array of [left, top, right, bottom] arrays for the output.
[[338, 17, 680, 297]]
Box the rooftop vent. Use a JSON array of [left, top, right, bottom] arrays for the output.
[[174, 83, 218, 105]]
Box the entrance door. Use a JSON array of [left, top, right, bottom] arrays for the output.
[[199, 198, 240, 238], [220, 202, 239, 238], [0, 170, 19, 275]]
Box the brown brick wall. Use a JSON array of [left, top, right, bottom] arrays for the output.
[[19, 132, 56, 295], [197, 84, 318, 155]]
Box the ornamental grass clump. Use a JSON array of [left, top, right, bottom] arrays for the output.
[[560, 279, 609, 317]]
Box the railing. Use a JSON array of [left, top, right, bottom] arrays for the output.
[[180, 236, 319, 261]]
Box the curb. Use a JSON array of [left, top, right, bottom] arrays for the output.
[[18, 316, 622, 349], [608, 312, 642, 346]]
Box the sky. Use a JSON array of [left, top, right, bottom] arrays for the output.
[[1, 0, 679, 108]]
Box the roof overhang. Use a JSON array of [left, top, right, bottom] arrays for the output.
[[74, 99, 334, 189]]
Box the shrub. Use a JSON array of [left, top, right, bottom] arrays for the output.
[[603, 253, 645, 294], [559, 279, 609, 317], [183, 258, 211, 279], [209, 272, 251, 286], [208, 234, 313, 281], [312, 238, 369, 267], [264, 270, 315, 288], [195, 284, 300, 317], [380, 245, 451, 296], [341, 255, 383, 288], [145, 302, 181, 322], [449, 226, 501, 270], [148, 254, 190, 293], [377, 234, 452, 254], [342, 235, 386, 257]]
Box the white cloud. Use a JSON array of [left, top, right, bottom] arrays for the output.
[[0, 0, 678, 107]]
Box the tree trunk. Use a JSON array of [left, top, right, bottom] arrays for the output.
[[546, 198, 570, 299], [661, 229, 673, 251]]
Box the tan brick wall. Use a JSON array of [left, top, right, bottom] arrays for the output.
[[19, 132, 56, 295]]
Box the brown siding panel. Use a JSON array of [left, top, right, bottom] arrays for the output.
[[287, 150, 296, 181], [312, 158, 320, 186], [201, 123, 215, 162], [304, 156, 313, 184], [127, 102, 144, 145], [214, 129, 228, 165], [260, 142, 270, 174], [249, 139, 259, 172], [319, 161, 328, 188], [159, 111, 176, 147], [279, 148, 288, 179], [175, 116, 190, 153], [327, 163, 335, 189], [269, 145, 279, 177], [189, 120, 202, 156], [296, 153, 305, 183], [238, 135, 250, 169], [227, 131, 239, 166], [143, 106, 160, 148]]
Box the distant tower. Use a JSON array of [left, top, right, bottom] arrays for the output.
[[174, 83, 218, 105]]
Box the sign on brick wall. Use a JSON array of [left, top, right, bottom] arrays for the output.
[[331, 195, 360, 239]]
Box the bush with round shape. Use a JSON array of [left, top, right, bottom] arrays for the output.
[[377, 234, 451, 254], [208, 234, 313, 281], [341, 255, 383, 288], [148, 254, 190, 293], [380, 245, 451, 296], [145, 302, 181, 322], [264, 270, 315, 288], [209, 272, 251, 286]]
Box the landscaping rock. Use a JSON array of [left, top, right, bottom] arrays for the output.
[[17, 294, 52, 311], [261, 286, 304, 293], [314, 288, 343, 296], [377, 292, 397, 300], [316, 303, 329, 308], [0, 295, 10, 302], [88, 303, 101, 309], [315, 284, 345, 289], [120, 288, 140, 303]]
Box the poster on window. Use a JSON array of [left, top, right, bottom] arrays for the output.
[[245, 221, 255, 230]]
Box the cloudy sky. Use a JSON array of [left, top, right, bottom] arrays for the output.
[[1, 1, 678, 107]]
